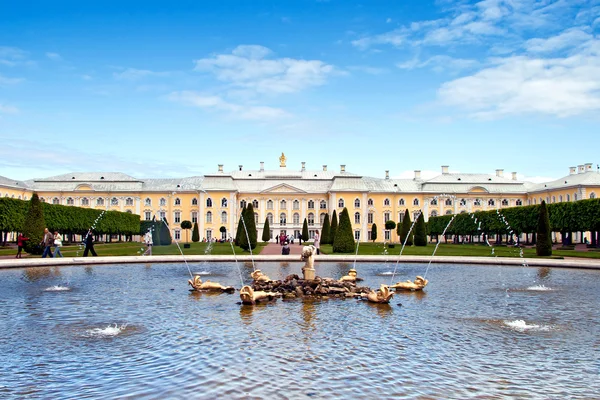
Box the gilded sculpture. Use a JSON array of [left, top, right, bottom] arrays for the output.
[[390, 276, 429, 291], [188, 275, 235, 293]]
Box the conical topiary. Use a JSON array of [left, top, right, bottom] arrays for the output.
[[333, 207, 355, 253], [192, 221, 200, 242], [22, 193, 45, 255], [536, 201, 552, 256], [240, 203, 257, 251], [302, 218, 309, 242], [371, 223, 378, 242], [413, 212, 427, 246], [321, 213, 331, 245], [235, 204, 246, 246], [262, 217, 271, 242], [398, 209, 413, 246], [329, 210, 338, 244]]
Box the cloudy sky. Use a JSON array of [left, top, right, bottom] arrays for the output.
[[0, 0, 598, 182]]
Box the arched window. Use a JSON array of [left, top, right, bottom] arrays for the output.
[[40, 197, 46, 203], [206, 211, 212, 223], [253, 199, 259, 209], [384, 198, 390, 206], [293, 200, 299, 210], [488, 199, 495, 206], [445, 198, 452, 206], [368, 213, 373, 224], [430, 198, 438, 206], [431, 210, 438, 217], [551, 196, 555, 204], [96, 198, 104, 206], [460, 199, 466, 206], [191, 212, 198, 223], [445, 210, 453, 215], [354, 212, 360, 224], [413, 198, 419, 206], [308, 213, 315, 226], [280, 200, 287, 210], [221, 211, 227, 223], [546, 196, 550, 203], [206, 198, 213, 208], [111, 197, 118, 206], [516, 199, 523, 206], [473, 198, 481, 206], [254, 212, 259, 224], [308, 200, 315, 209], [174, 197, 181, 206], [160, 198, 166, 206], [240, 200, 247, 209], [145, 198, 152, 206], [338, 199, 344, 208], [567, 194, 570, 202], [293, 213, 300, 224], [66, 197, 74, 205], [368, 198, 374, 206], [221, 198, 228, 207], [174, 211, 181, 223], [320, 200, 327, 209], [280, 213, 286, 225], [558, 195, 563, 202], [399, 198, 405, 206], [574, 193, 578, 201], [126, 197, 133, 206], [267, 213, 273, 225], [502, 199, 509, 206], [539, 197, 543, 204], [413, 211, 420, 220], [192, 198, 198, 206], [267, 200, 273, 209], [126, 210, 132, 214], [354, 198, 360, 208], [320, 213, 326, 224], [534, 198, 537, 204], [53, 197, 60, 204], [81, 198, 89, 206], [590, 192, 597, 199]]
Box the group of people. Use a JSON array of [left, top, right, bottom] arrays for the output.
[[279, 230, 321, 255], [14, 228, 97, 258]]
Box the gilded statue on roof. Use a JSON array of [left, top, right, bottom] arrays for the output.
[[279, 152, 286, 167]]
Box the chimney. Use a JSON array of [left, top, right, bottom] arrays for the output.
[[569, 166, 576, 175], [414, 170, 421, 180], [441, 165, 449, 174], [323, 165, 327, 171], [495, 169, 504, 178], [218, 164, 223, 173], [301, 162, 306, 172], [385, 170, 389, 180], [260, 162, 264, 172], [238, 165, 243, 171], [578, 165, 585, 173], [340, 165, 346, 173], [585, 163, 593, 172], [511, 172, 517, 181]]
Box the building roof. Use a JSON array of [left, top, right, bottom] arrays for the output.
[[527, 171, 600, 193], [0, 175, 29, 190], [35, 172, 140, 182]]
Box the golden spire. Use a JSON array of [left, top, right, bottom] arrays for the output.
[[279, 152, 287, 167]]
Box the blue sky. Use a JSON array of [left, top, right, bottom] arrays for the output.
[[1, 0, 599, 182]]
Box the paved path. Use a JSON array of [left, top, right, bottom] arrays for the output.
[[260, 242, 305, 255]]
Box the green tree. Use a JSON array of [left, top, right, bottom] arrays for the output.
[[152, 218, 161, 246], [329, 210, 338, 244], [371, 223, 378, 242], [302, 218, 309, 242], [239, 203, 257, 251], [413, 212, 427, 246], [398, 209, 413, 246], [321, 213, 331, 245], [22, 193, 45, 255], [385, 220, 396, 230], [192, 222, 200, 242], [159, 218, 172, 245], [536, 200, 552, 256], [234, 204, 246, 246], [181, 220, 192, 242], [333, 207, 355, 253], [262, 217, 271, 242]]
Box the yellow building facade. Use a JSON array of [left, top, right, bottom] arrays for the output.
[[1, 159, 598, 242]]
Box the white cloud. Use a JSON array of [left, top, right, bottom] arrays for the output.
[[46, 52, 62, 60], [0, 74, 23, 85], [525, 27, 593, 53], [81, 74, 93, 80], [397, 55, 479, 72], [0, 103, 19, 114], [113, 68, 171, 80], [194, 45, 336, 95], [168, 91, 290, 121], [386, 18, 392, 23], [0, 46, 31, 67]]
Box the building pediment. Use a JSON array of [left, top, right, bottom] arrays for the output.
[[468, 186, 489, 193], [261, 183, 306, 194]]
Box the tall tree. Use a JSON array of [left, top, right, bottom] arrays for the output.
[[234, 204, 246, 246], [181, 220, 192, 242], [398, 209, 413, 246], [321, 213, 331, 245], [413, 212, 427, 246], [302, 218, 309, 242], [262, 217, 271, 242], [329, 210, 338, 244], [192, 221, 200, 242], [22, 193, 45, 255], [159, 218, 172, 245], [536, 201, 552, 256], [240, 203, 257, 251], [371, 223, 378, 242], [333, 207, 355, 253]]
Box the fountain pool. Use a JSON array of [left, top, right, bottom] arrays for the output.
[[1, 262, 599, 398]]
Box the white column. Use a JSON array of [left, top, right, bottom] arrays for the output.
[[199, 191, 205, 239], [135, 197, 140, 215], [361, 192, 368, 242], [424, 197, 429, 222]]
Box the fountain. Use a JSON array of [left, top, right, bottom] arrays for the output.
[[388, 210, 424, 291]]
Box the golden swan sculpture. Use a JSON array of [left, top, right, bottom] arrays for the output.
[[239, 285, 281, 305], [250, 269, 271, 283], [390, 276, 429, 291], [188, 275, 235, 293], [366, 284, 394, 304]]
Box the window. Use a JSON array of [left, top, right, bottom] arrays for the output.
[[445, 210, 452, 215], [240, 200, 247, 209], [399, 199, 405, 206], [267, 213, 273, 225], [460, 199, 466, 206], [308, 200, 315, 209], [445, 198, 452, 206], [368, 198, 374, 206], [293, 213, 300, 224], [145, 211, 151, 221], [354, 231, 360, 240], [96, 198, 104, 206], [206, 198, 213, 207], [319, 213, 326, 224], [534, 198, 537, 204], [320, 200, 327, 209], [53, 197, 60, 205], [488, 199, 495, 206], [385, 230, 390, 240], [174, 211, 181, 224], [338, 199, 345, 208], [367, 231, 372, 241], [574, 193, 578, 201], [174, 198, 181, 206], [308, 213, 315, 226], [546, 196, 550, 203], [206, 230, 212, 240], [502, 199, 509, 206], [221, 198, 228, 207], [111, 197, 119, 206], [431, 210, 438, 217], [280, 200, 287, 210], [252, 199, 259, 209], [368, 213, 373, 224], [221, 211, 227, 223], [430, 198, 438, 206], [413, 211, 420, 220], [159, 211, 165, 221], [354, 212, 360, 224], [280, 213, 287, 225], [354, 198, 360, 208], [255, 213, 259, 224], [559, 195, 563, 202], [192, 198, 198, 206], [81, 198, 89, 206], [567, 194, 570, 202], [160, 198, 166, 207], [40, 198, 46, 203], [413, 198, 419, 206], [384, 198, 390, 206], [191, 212, 198, 223], [67, 197, 74, 205], [145, 198, 152, 206], [206, 211, 212, 223], [293, 200, 299, 210], [539, 197, 543, 204], [474, 198, 481, 206], [126, 197, 133, 206], [174, 230, 181, 240], [591, 192, 597, 199], [383, 212, 390, 223], [267, 200, 273, 210], [516, 200, 523, 206]]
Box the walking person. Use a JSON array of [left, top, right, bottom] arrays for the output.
[[314, 230, 320, 255], [16, 233, 29, 258], [142, 230, 153, 256], [41, 228, 54, 258], [83, 231, 98, 257], [53, 231, 64, 258]]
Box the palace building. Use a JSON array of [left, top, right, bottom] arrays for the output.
[[1, 156, 598, 243]]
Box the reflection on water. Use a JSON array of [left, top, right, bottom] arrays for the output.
[[1, 262, 600, 398]]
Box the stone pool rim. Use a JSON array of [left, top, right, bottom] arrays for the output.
[[1, 255, 599, 270]]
